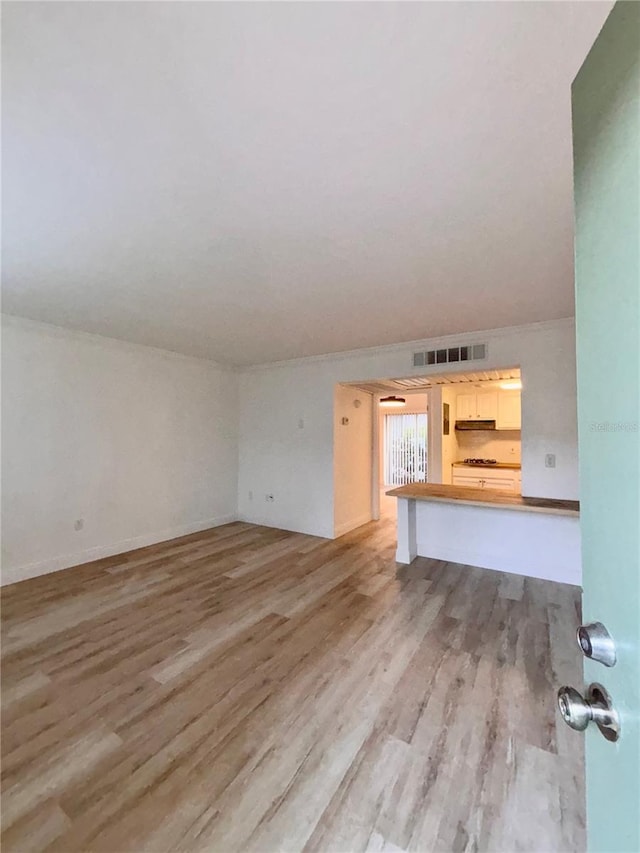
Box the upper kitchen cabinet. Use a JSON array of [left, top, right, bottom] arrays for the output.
[[455, 391, 498, 421], [456, 393, 476, 420], [496, 391, 521, 430], [476, 391, 498, 419]]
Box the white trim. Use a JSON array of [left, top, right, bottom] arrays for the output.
[[3, 314, 576, 373], [0, 514, 238, 587], [239, 318, 576, 372], [334, 513, 373, 539], [236, 514, 334, 540], [371, 395, 380, 521], [1, 313, 232, 370]]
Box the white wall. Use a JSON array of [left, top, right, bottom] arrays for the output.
[[414, 501, 581, 585], [3, 316, 578, 580], [238, 319, 579, 538], [455, 430, 521, 463], [1, 316, 238, 585], [440, 386, 459, 484], [333, 385, 373, 537]]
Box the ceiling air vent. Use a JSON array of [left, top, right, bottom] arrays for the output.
[[413, 342, 487, 368]]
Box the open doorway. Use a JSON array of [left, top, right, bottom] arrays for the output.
[[376, 391, 429, 526], [382, 408, 428, 486], [340, 367, 522, 535]]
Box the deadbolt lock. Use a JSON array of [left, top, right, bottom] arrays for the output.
[[557, 683, 620, 742], [577, 621, 617, 667]]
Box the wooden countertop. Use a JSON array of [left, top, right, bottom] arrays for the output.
[[386, 483, 579, 516], [452, 462, 521, 470]]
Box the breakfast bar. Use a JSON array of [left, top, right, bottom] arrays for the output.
[[387, 483, 581, 585]]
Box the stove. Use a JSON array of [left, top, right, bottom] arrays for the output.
[[463, 458, 497, 465]]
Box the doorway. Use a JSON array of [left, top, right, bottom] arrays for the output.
[[383, 411, 428, 486]]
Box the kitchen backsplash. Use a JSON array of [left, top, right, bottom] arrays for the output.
[[455, 430, 522, 463]]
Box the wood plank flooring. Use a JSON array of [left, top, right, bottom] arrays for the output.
[[1, 514, 585, 852]]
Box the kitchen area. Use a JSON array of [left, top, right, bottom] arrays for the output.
[[382, 369, 580, 585], [341, 366, 580, 585], [345, 367, 524, 498], [446, 378, 522, 493]]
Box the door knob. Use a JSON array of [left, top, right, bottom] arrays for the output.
[[557, 683, 620, 742]]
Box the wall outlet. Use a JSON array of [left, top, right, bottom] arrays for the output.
[[298, 418, 304, 430], [74, 518, 84, 531], [265, 494, 275, 502], [545, 453, 556, 469], [248, 490, 253, 501]]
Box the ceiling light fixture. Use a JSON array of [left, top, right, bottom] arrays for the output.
[[379, 395, 406, 408], [500, 381, 522, 390]]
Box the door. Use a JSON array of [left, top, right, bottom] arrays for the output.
[[456, 393, 476, 421], [451, 473, 483, 489], [480, 474, 519, 493], [496, 391, 522, 430], [476, 391, 498, 420], [571, 4, 639, 851]]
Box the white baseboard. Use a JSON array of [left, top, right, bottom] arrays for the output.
[[395, 546, 417, 565], [1, 514, 238, 587], [237, 513, 334, 540], [334, 513, 373, 539]]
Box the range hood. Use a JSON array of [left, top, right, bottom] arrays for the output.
[[455, 419, 496, 431]]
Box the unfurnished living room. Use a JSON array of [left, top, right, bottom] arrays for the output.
[[1, 2, 638, 852]]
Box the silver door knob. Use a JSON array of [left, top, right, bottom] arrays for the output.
[[557, 683, 620, 742]]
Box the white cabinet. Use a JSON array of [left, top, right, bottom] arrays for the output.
[[476, 392, 498, 420], [455, 393, 477, 421], [455, 391, 498, 421], [480, 473, 520, 493], [452, 473, 484, 489], [452, 468, 522, 494], [455, 389, 520, 427], [496, 391, 521, 430]]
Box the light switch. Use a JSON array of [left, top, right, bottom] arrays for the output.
[[545, 453, 556, 468]]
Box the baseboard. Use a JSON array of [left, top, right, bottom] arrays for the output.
[[334, 513, 373, 539], [237, 514, 334, 540], [1, 514, 238, 587]]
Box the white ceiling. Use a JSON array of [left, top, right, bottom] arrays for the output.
[[2, 1, 611, 366]]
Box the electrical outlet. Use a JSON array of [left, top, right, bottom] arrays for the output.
[[298, 419, 304, 430], [248, 490, 253, 501], [265, 494, 275, 502], [74, 518, 84, 531], [545, 453, 556, 469]]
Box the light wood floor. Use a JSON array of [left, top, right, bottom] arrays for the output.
[[1, 513, 585, 852]]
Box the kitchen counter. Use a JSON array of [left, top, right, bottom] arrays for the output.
[[452, 461, 521, 470], [386, 483, 581, 585], [387, 483, 578, 516]]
